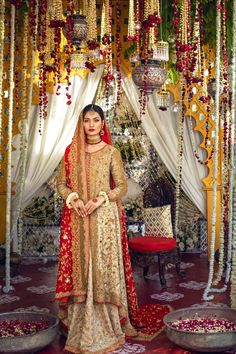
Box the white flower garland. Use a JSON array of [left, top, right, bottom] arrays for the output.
[[11, 14, 34, 256], [230, 0, 236, 307], [174, 81, 184, 236], [0, 0, 5, 172], [4, 4, 15, 293], [203, 1, 227, 301]]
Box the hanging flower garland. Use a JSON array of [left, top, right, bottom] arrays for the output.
[[115, 0, 122, 105], [4, 3, 16, 294], [203, 0, 228, 301], [0, 0, 5, 170], [38, 0, 48, 130], [86, 0, 99, 69], [205, 0, 231, 291], [174, 81, 185, 236], [127, 0, 135, 40], [229, 0, 236, 306], [214, 0, 231, 285], [101, 0, 114, 111], [11, 13, 30, 256]]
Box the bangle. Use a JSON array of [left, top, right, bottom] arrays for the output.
[[99, 191, 109, 206], [66, 192, 79, 209]]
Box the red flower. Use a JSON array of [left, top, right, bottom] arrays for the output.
[[103, 72, 114, 84], [87, 40, 100, 50], [49, 20, 65, 28], [85, 61, 96, 72]]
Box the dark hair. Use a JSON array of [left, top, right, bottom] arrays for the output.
[[82, 104, 105, 121]]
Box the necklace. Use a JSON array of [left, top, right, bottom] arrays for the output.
[[86, 137, 102, 145]]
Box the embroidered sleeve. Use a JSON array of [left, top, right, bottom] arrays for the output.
[[56, 159, 73, 200], [108, 149, 127, 201]]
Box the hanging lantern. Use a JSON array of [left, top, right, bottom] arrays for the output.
[[132, 59, 168, 95], [63, 11, 88, 50], [153, 41, 169, 62], [156, 88, 170, 110]]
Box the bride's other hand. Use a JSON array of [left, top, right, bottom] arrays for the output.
[[85, 196, 105, 215]]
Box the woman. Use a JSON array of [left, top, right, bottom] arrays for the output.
[[56, 104, 170, 353]]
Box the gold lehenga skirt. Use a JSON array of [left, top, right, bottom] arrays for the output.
[[59, 205, 137, 353]]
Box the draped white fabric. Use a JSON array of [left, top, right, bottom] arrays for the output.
[[11, 66, 104, 249], [12, 66, 104, 208], [122, 76, 207, 216]]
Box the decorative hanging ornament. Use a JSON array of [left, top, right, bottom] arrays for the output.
[[153, 41, 169, 62], [132, 59, 167, 94], [207, 78, 223, 99], [63, 11, 88, 50], [156, 88, 170, 110]]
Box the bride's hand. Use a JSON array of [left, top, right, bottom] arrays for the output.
[[85, 196, 105, 215], [70, 198, 87, 217]]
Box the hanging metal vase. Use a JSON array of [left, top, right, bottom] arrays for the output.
[[132, 59, 167, 95], [63, 11, 88, 50]]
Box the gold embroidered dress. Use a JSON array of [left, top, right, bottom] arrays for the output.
[[56, 115, 170, 353], [56, 142, 133, 353]]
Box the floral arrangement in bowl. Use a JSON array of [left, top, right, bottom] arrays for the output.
[[0, 320, 50, 337], [168, 317, 236, 333]]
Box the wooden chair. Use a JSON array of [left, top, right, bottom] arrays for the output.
[[128, 178, 183, 287]]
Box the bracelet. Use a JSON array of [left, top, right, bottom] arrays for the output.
[[66, 192, 79, 209], [99, 191, 109, 207]]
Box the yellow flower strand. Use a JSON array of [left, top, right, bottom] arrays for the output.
[[4, 3, 15, 293], [87, 0, 97, 40], [51, 0, 63, 20], [82, 0, 88, 17], [100, 1, 106, 50], [45, 7, 54, 65], [128, 0, 135, 38]]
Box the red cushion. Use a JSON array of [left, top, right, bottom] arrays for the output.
[[129, 236, 177, 252]]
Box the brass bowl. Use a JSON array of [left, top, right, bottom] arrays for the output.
[[164, 307, 236, 353], [0, 311, 59, 353]]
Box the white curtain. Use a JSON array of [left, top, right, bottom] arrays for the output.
[[122, 76, 207, 216], [11, 65, 104, 248]]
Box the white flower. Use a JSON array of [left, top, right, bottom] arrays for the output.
[[179, 242, 185, 251], [186, 238, 194, 246]]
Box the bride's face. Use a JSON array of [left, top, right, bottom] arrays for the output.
[[83, 110, 103, 137]]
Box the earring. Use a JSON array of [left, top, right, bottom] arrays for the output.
[[100, 128, 104, 136]]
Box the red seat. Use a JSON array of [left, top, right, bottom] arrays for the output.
[[128, 235, 182, 287], [129, 236, 177, 252], [127, 178, 183, 287]]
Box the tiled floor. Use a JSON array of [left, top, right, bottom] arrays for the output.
[[0, 253, 235, 354]]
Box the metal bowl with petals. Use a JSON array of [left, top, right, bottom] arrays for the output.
[[164, 307, 236, 353], [0, 311, 59, 353]]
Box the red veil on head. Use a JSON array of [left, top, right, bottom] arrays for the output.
[[56, 105, 170, 340]]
